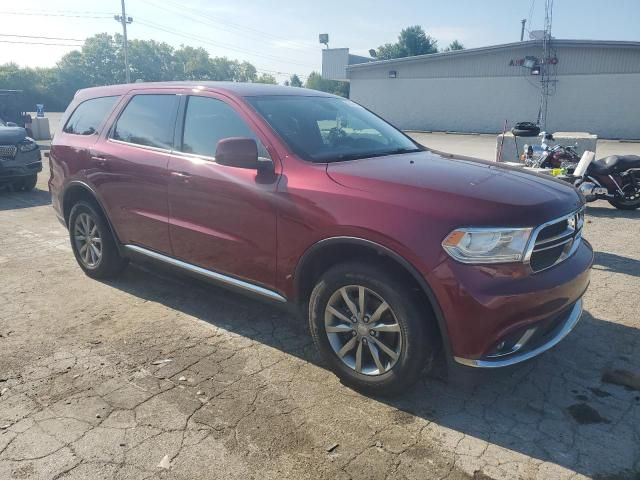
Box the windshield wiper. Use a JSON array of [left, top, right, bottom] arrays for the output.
[[383, 147, 422, 155], [325, 147, 422, 163]]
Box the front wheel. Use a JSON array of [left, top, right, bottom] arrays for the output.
[[21, 174, 37, 191], [308, 262, 435, 396]]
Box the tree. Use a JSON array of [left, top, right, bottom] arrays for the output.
[[305, 71, 349, 97], [173, 46, 213, 80], [0, 33, 264, 112], [80, 33, 123, 85], [445, 40, 465, 52], [127, 39, 176, 81], [234, 61, 257, 83], [375, 26, 438, 60], [289, 74, 303, 87], [255, 73, 277, 84]]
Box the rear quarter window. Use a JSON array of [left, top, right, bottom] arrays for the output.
[[63, 96, 119, 135]]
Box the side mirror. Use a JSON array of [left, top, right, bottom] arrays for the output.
[[216, 137, 259, 169]]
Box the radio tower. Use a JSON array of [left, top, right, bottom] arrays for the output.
[[538, 0, 555, 129]]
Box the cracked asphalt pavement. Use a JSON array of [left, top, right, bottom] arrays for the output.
[[0, 167, 639, 480]]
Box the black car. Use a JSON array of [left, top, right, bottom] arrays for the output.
[[0, 118, 42, 191]]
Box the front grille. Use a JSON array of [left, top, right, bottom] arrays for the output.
[[0, 145, 17, 159], [529, 209, 584, 272]]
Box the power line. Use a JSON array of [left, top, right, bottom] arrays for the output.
[[134, 0, 317, 52], [0, 11, 111, 19], [0, 33, 85, 42], [135, 18, 315, 68], [0, 8, 311, 80], [0, 39, 83, 47]]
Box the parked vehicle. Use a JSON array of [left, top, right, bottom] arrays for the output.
[[525, 139, 640, 210], [49, 83, 592, 395], [0, 89, 33, 136], [0, 117, 41, 191]]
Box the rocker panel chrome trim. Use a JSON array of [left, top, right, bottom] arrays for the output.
[[124, 244, 287, 303]]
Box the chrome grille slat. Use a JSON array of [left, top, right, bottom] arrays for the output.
[[526, 208, 585, 273], [533, 236, 574, 252], [533, 228, 575, 248]]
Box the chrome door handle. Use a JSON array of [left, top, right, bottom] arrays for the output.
[[91, 156, 108, 166], [170, 171, 192, 178]]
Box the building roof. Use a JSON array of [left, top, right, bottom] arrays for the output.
[[347, 39, 640, 71]]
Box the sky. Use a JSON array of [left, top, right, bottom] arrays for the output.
[[0, 0, 638, 82]]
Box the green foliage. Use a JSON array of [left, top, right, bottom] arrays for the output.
[[445, 40, 465, 51], [255, 73, 277, 84], [375, 25, 438, 60], [289, 74, 303, 87], [0, 33, 267, 111], [305, 72, 349, 98]]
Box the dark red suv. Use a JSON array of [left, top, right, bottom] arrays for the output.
[[49, 82, 592, 394]]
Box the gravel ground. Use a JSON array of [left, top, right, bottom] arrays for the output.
[[0, 160, 639, 480]]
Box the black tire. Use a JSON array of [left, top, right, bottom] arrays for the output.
[[511, 122, 540, 137], [21, 175, 37, 192], [511, 127, 540, 137], [308, 262, 435, 396], [608, 198, 640, 210], [68, 200, 128, 279]]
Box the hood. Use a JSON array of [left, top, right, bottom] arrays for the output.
[[326, 150, 583, 227], [0, 126, 27, 145]]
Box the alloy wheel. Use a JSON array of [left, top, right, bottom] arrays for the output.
[[73, 212, 103, 268], [324, 285, 403, 375]]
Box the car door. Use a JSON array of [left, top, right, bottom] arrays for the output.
[[90, 91, 180, 254], [167, 94, 280, 289]]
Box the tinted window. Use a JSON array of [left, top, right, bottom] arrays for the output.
[[112, 94, 179, 149], [63, 96, 119, 135], [246, 96, 419, 162], [182, 96, 269, 159]]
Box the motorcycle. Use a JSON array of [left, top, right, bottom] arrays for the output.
[[518, 134, 640, 210], [571, 151, 640, 210]]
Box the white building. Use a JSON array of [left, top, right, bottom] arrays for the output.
[[323, 40, 640, 139]]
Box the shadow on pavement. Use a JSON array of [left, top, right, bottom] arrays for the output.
[[102, 258, 639, 479], [0, 187, 51, 210], [586, 204, 638, 220], [593, 251, 640, 278]]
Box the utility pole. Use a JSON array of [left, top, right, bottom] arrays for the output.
[[114, 0, 133, 83], [520, 19, 526, 41]]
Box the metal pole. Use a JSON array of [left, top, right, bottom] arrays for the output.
[[520, 19, 526, 41], [120, 0, 130, 83]]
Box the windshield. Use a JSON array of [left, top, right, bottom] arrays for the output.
[[245, 95, 421, 162]]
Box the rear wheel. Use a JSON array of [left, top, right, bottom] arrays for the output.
[[69, 200, 128, 278], [608, 180, 640, 210], [309, 262, 435, 396]]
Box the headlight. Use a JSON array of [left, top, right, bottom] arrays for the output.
[[18, 138, 38, 152], [442, 227, 532, 264]]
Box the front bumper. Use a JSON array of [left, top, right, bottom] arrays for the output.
[[453, 298, 583, 367], [0, 148, 42, 183], [428, 238, 593, 366]]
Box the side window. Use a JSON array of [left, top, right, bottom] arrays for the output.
[[112, 94, 179, 149], [63, 96, 119, 135], [181, 96, 270, 159]]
